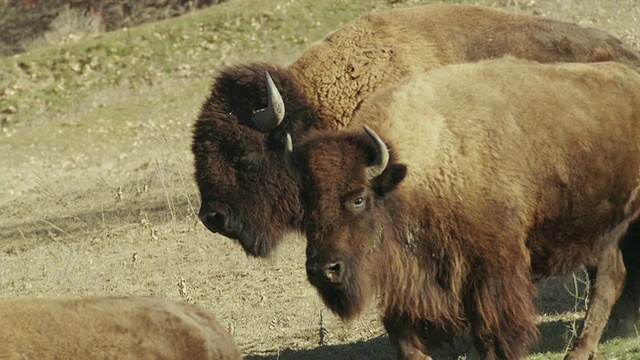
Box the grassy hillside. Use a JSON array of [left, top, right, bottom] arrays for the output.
[[0, 0, 228, 57], [0, 0, 639, 359]]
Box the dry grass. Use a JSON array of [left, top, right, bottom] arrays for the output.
[[1, 0, 639, 359]]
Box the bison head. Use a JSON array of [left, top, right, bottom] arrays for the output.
[[285, 126, 407, 320], [192, 63, 318, 257]]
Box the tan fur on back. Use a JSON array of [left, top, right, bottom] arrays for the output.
[[0, 296, 242, 360], [290, 4, 640, 129], [353, 58, 640, 275]]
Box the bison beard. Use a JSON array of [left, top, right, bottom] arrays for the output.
[[312, 281, 369, 322], [306, 251, 373, 322], [287, 59, 640, 359]]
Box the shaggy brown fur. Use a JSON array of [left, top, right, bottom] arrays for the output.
[[192, 3, 640, 259], [290, 4, 640, 128], [0, 296, 242, 360], [289, 58, 640, 359]]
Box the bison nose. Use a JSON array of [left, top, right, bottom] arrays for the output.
[[198, 204, 230, 235], [306, 260, 344, 284]]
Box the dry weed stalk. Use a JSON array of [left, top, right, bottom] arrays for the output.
[[139, 211, 158, 242], [114, 186, 124, 202], [563, 270, 590, 354], [318, 310, 328, 346], [178, 277, 192, 302]]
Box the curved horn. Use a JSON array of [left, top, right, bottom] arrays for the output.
[[363, 125, 389, 180], [252, 71, 285, 132], [284, 133, 302, 183]]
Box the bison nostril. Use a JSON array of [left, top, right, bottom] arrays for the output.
[[200, 212, 227, 233], [323, 262, 343, 284], [306, 259, 345, 285]]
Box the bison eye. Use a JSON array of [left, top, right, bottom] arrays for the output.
[[345, 193, 367, 214]]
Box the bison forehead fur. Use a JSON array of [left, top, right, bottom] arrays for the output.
[[293, 58, 640, 359], [0, 296, 242, 360], [192, 3, 640, 258]]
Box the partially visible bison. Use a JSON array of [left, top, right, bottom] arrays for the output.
[[285, 58, 640, 359], [0, 296, 242, 360], [193, 4, 640, 258]]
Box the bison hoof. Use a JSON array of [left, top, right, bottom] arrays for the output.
[[564, 348, 597, 360]]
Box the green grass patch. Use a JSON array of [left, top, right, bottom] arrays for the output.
[[0, 0, 374, 126]]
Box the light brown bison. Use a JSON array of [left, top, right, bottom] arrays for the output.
[[0, 296, 242, 360], [285, 58, 640, 359]]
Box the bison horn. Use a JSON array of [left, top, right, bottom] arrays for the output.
[[284, 133, 302, 183], [252, 71, 285, 132], [364, 125, 389, 180]]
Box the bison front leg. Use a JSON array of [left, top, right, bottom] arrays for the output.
[[565, 243, 626, 360], [383, 313, 432, 360], [422, 322, 473, 359], [467, 252, 538, 360]]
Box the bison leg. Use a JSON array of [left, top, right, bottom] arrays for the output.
[[467, 256, 538, 360], [565, 243, 626, 360], [422, 322, 473, 359], [383, 313, 432, 360], [591, 233, 640, 332], [609, 223, 640, 329]]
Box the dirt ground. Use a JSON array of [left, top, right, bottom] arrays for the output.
[[1, 0, 639, 359]]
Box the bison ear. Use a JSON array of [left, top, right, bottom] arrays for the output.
[[372, 163, 407, 195]]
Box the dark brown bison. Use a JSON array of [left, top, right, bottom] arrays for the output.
[[0, 296, 242, 360], [285, 58, 640, 359], [193, 4, 640, 258]]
